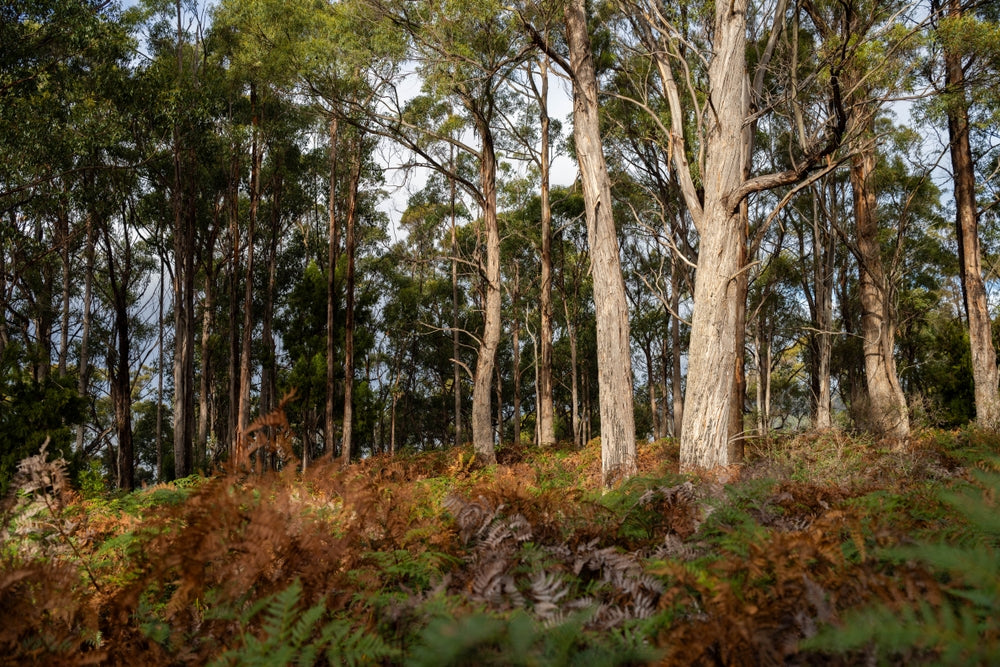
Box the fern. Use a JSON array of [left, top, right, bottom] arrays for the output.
[[208, 580, 398, 667], [803, 457, 1000, 663], [407, 609, 660, 667]]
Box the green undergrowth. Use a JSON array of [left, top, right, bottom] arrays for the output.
[[2, 428, 999, 665]]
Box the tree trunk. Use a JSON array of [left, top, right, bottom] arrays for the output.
[[450, 145, 463, 448], [644, 342, 658, 439], [470, 120, 501, 465], [104, 224, 134, 491], [34, 218, 53, 385], [512, 293, 522, 446], [237, 82, 261, 462], [813, 180, 836, 429], [76, 217, 96, 454], [679, 0, 749, 470], [58, 206, 70, 378], [326, 115, 341, 460], [945, 0, 1000, 429], [568, 319, 581, 447], [728, 208, 748, 462], [260, 188, 280, 434], [197, 272, 214, 468], [565, 0, 637, 487], [537, 54, 557, 448], [172, 0, 194, 478], [670, 265, 684, 440], [340, 151, 361, 466], [226, 139, 241, 459], [156, 255, 164, 480], [851, 136, 909, 445]]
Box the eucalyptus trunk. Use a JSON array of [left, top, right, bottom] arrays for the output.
[[341, 151, 361, 466], [812, 180, 836, 429], [326, 115, 341, 460], [470, 120, 501, 465], [450, 146, 462, 447], [565, 0, 636, 486], [851, 138, 909, 445], [197, 273, 215, 467], [679, 0, 749, 470], [58, 207, 69, 377], [236, 83, 261, 460], [171, 0, 194, 479], [944, 0, 1000, 429], [537, 54, 557, 448], [76, 217, 96, 453], [670, 265, 684, 439]]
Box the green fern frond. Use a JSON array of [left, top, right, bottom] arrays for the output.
[[804, 462, 1000, 663]]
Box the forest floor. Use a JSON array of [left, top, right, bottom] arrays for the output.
[[2, 425, 998, 665]]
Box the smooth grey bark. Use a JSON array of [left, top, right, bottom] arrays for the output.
[[565, 0, 637, 486], [197, 266, 215, 468]]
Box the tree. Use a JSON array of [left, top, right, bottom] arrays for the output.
[[933, 0, 1000, 429], [521, 0, 637, 486]]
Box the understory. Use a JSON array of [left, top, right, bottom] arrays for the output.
[[2, 426, 998, 665]]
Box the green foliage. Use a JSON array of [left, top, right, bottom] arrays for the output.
[[693, 481, 774, 557], [209, 580, 399, 667], [804, 456, 1000, 663], [0, 346, 86, 496], [408, 609, 660, 667]]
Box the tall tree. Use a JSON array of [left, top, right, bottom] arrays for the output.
[[618, 0, 850, 469], [935, 0, 1000, 429], [523, 0, 638, 485]]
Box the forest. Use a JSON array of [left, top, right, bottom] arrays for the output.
[[2, 0, 1000, 663]]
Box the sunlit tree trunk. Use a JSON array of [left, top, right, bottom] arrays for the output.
[[679, 0, 749, 470], [197, 269, 215, 468], [565, 0, 637, 486]]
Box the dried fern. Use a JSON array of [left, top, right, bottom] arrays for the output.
[[803, 459, 1000, 663]]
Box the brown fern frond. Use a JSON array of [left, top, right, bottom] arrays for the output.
[[528, 571, 569, 619]]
